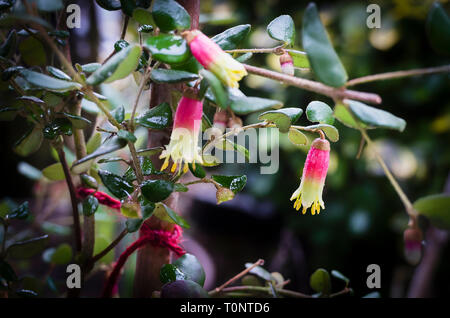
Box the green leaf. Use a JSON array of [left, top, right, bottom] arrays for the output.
[[19, 69, 81, 92], [86, 44, 142, 85], [46, 66, 71, 81], [302, 3, 348, 87], [83, 195, 99, 216], [215, 139, 250, 161], [161, 280, 209, 298], [50, 243, 73, 265], [342, 99, 406, 132], [7, 235, 49, 259], [61, 113, 92, 129], [6, 201, 30, 220], [72, 136, 128, 173], [245, 263, 272, 281], [145, 35, 191, 65], [287, 49, 310, 68], [212, 175, 247, 193], [27, 0, 63, 12], [212, 24, 251, 50], [172, 253, 206, 287], [152, 0, 191, 32], [98, 169, 134, 199], [363, 291, 381, 298], [189, 163, 206, 179], [121, 200, 140, 218], [151, 69, 198, 84], [230, 94, 283, 115], [0, 30, 17, 58], [174, 183, 188, 192], [306, 101, 334, 125], [137, 147, 164, 156], [141, 179, 174, 202], [414, 194, 450, 230], [305, 124, 339, 142], [160, 264, 187, 284], [201, 70, 228, 109], [258, 107, 303, 133], [235, 52, 253, 63], [0, 107, 19, 121], [133, 7, 154, 25], [42, 163, 65, 181], [86, 132, 102, 154], [17, 162, 42, 180], [126, 218, 144, 233], [136, 102, 172, 129], [96, 0, 121, 10], [43, 118, 73, 139], [426, 2, 450, 56], [310, 268, 331, 295], [267, 15, 296, 45], [0, 260, 17, 282], [19, 36, 46, 66], [140, 196, 155, 219], [117, 130, 137, 143], [80, 174, 98, 189], [111, 105, 125, 123], [81, 63, 102, 73], [288, 128, 308, 146], [14, 127, 43, 157], [138, 24, 154, 33], [331, 270, 350, 286], [153, 203, 190, 228]]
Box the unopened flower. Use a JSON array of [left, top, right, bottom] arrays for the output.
[[160, 93, 203, 174], [403, 227, 423, 265], [183, 30, 247, 88], [279, 52, 294, 76], [290, 138, 330, 215]]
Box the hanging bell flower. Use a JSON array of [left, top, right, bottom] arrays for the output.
[[403, 227, 423, 265], [290, 138, 330, 215], [160, 91, 203, 175], [183, 30, 248, 88], [279, 52, 294, 76]]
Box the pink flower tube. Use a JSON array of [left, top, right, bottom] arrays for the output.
[[183, 30, 247, 88], [290, 138, 330, 215], [160, 93, 203, 174], [279, 52, 294, 76]]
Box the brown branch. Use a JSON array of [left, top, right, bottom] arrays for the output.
[[243, 64, 382, 105], [347, 65, 450, 87], [214, 286, 312, 298]]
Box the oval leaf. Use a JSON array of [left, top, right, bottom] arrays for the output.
[[151, 68, 198, 84], [14, 127, 43, 157], [172, 253, 206, 287], [19, 69, 81, 92], [267, 15, 296, 45], [288, 128, 308, 146], [136, 102, 172, 129], [140, 179, 174, 202], [426, 2, 450, 56], [258, 107, 303, 133], [98, 169, 134, 199], [152, 0, 191, 32], [145, 34, 191, 65], [414, 194, 450, 230], [306, 101, 334, 125], [310, 268, 331, 295], [212, 24, 251, 50]]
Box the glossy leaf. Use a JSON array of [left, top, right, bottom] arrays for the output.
[[258, 107, 303, 133], [287, 49, 310, 68], [46, 66, 71, 81], [98, 169, 134, 199], [96, 0, 121, 10], [145, 35, 191, 65], [137, 146, 164, 157], [151, 69, 198, 84], [288, 128, 308, 146], [42, 163, 65, 181], [86, 132, 102, 154], [140, 195, 155, 219], [117, 130, 137, 143], [201, 69, 228, 109], [189, 163, 206, 179], [302, 3, 348, 87], [267, 15, 296, 45], [212, 175, 247, 193], [19, 69, 81, 92], [306, 101, 334, 125], [245, 263, 272, 281], [172, 253, 206, 287], [132, 7, 154, 25], [7, 235, 49, 259], [136, 102, 172, 129], [83, 195, 99, 216], [152, 0, 191, 32], [414, 194, 450, 230], [230, 94, 283, 115], [111, 105, 125, 123], [305, 124, 339, 142], [61, 113, 92, 129], [153, 203, 190, 228], [161, 280, 209, 298], [235, 52, 253, 63], [14, 127, 43, 157], [310, 268, 331, 295], [331, 270, 350, 286], [87, 44, 142, 85], [43, 118, 73, 139], [126, 218, 143, 233], [141, 179, 174, 202], [81, 63, 102, 73], [426, 2, 450, 56], [6, 201, 30, 220], [212, 24, 251, 50], [17, 162, 42, 180], [160, 264, 187, 284]]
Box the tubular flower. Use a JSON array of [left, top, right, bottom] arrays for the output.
[[183, 30, 247, 88], [290, 138, 330, 215], [160, 94, 203, 175], [279, 52, 294, 76]]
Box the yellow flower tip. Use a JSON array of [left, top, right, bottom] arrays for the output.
[[161, 158, 169, 171], [171, 162, 177, 173], [192, 162, 196, 170], [302, 206, 307, 215], [183, 163, 189, 174]]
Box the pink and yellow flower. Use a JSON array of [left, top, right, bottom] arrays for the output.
[[160, 94, 203, 174], [279, 52, 294, 76], [183, 30, 247, 88], [290, 138, 330, 215]]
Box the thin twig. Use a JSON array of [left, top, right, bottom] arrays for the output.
[[243, 64, 382, 105], [91, 228, 128, 264], [210, 259, 265, 295], [214, 285, 312, 298], [347, 65, 450, 87]]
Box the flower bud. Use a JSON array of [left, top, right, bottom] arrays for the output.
[[279, 52, 294, 76], [216, 187, 235, 204], [403, 227, 423, 265], [227, 116, 243, 135], [80, 173, 98, 190]]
